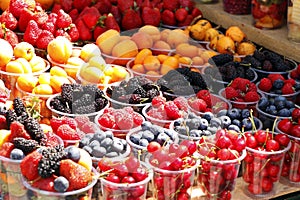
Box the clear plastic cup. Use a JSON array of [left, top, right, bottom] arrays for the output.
[[101, 53, 134, 67], [242, 140, 291, 199], [197, 150, 246, 199]]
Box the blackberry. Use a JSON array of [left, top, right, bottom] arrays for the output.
[[17, 112, 30, 125], [245, 68, 256, 81], [236, 66, 245, 78], [75, 104, 96, 114], [253, 50, 265, 62], [264, 51, 281, 64], [136, 76, 152, 86], [146, 89, 160, 99], [79, 94, 93, 105], [176, 68, 191, 76], [262, 60, 273, 71], [38, 145, 66, 178], [95, 98, 108, 110], [6, 110, 17, 128], [13, 137, 39, 155], [208, 54, 234, 66], [129, 94, 143, 104], [242, 55, 261, 69], [142, 83, 159, 91], [111, 87, 126, 100], [172, 85, 194, 95], [133, 86, 147, 97], [61, 84, 73, 105], [24, 117, 46, 144], [13, 97, 27, 116], [50, 96, 71, 114], [274, 61, 289, 72]]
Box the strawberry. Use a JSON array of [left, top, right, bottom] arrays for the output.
[[80, 121, 99, 134], [47, 13, 58, 25], [76, 19, 93, 41], [54, 29, 71, 41], [224, 87, 239, 100], [244, 91, 260, 102], [121, 9, 142, 30], [45, 132, 62, 147], [105, 13, 120, 32], [116, 111, 134, 130], [110, 5, 122, 25], [60, 0, 73, 12], [282, 83, 295, 94], [82, 7, 100, 29], [178, 14, 193, 27], [36, 30, 54, 50], [161, 9, 176, 26], [140, 0, 151, 9], [51, 3, 63, 13], [163, 0, 179, 11], [98, 113, 115, 129], [0, 142, 14, 158], [0, 10, 18, 30], [23, 20, 42, 46], [178, 0, 194, 10], [4, 29, 18, 48], [258, 78, 272, 92], [117, 0, 134, 13], [18, 8, 34, 32], [175, 8, 188, 22], [0, 115, 7, 129], [93, 25, 108, 40], [191, 7, 203, 18], [267, 74, 285, 83], [142, 7, 161, 27], [165, 101, 181, 119], [32, 9, 48, 28], [56, 9, 72, 29], [20, 150, 43, 181], [56, 124, 81, 140], [59, 159, 93, 191], [132, 112, 144, 127], [94, 0, 112, 14], [9, 0, 28, 18], [41, 21, 55, 34], [67, 24, 80, 42], [32, 176, 56, 192], [73, 0, 92, 11], [151, 96, 166, 108], [7, 121, 31, 142], [68, 9, 79, 22]]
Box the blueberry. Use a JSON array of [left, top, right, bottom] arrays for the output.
[[164, 129, 176, 141], [269, 98, 275, 105], [285, 101, 295, 109], [111, 139, 125, 153], [207, 126, 218, 134], [202, 112, 214, 123], [106, 152, 118, 157], [64, 146, 81, 162], [242, 118, 253, 131], [198, 118, 208, 130], [82, 146, 93, 155], [142, 130, 155, 142], [274, 95, 287, 102], [274, 100, 285, 110], [186, 118, 200, 130], [232, 119, 242, 128], [272, 79, 284, 89], [54, 176, 69, 192], [210, 117, 222, 128], [175, 126, 189, 135], [258, 97, 269, 110], [141, 121, 152, 131], [227, 108, 241, 120], [100, 138, 113, 148], [149, 125, 164, 137], [295, 83, 300, 91], [190, 129, 202, 137], [139, 138, 149, 147], [219, 116, 231, 128], [93, 131, 106, 141], [79, 137, 91, 148], [105, 131, 114, 139], [84, 133, 94, 140], [130, 133, 142, 144], [217, 109, 228, 117], [92, 146, 107, 158], [89, 140, 100, 148], [241, 109, 250, 119], [157, 133, 170, 146], [202, 130, 213, 136], [10, 149, 24, 160], [228, 124, 240, 132], [187, 112, 198, 119], [278, 108, 291, 117], [265, 105, 277, 115], [254, 118, 261, 129], [274, 90, 282, 95], [173, 119, 183, 127]]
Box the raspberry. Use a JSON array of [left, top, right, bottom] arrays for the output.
[[173, 96, 189, 112], [188, 98, 207, 112], [80, 121, 99, 133], [56, 124, 81, 140], [151, 96, 166, 108], [244, 91, 260, 102], [132, 112, 144, 127], [98, 113, 115, 129], [50, 118, 63, 133], [147, 108, 166, 120], [237, 78, 251, 92], [258, 78, 272, 92], [123, 107, 134, 114], [248, 83, 257, 92], [233, 98, 247, 109], [224, 87, 239, 100], [282, 83, 295, 94], [284, 79, 296, 86], [62, 116, 77, 130], [290, 70, 299, 79], [267, 74, 285, 83], [116, 112, 134, 130], [164, 101, 181, 120], [74, 115, 90, 129], [196, 90, 212, 107], [297, 64, 300, 74]]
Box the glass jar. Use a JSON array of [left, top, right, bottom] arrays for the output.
[[251, 0, 287, 29], [287, 0, 300, 42], [223, 0, 252, 14]]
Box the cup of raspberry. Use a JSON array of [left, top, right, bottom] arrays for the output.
[[145, 139, 199, 200], [196, 129, 246, 199], [98, 156, 153, 200], [242, 130, 291, 198]]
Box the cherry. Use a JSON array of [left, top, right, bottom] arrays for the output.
[[219, 190, 231, 200], [170, 157, 184, 170], [225, 130, 239, 142], [105, 173, 121, 183], [292, 108, 300, 122], [121, 176, 136, 184], [154, 176, 164, 188], [215, 129, 227, 139], [267, 164, 280, 177], [216, 135, 232, 148], [147, 141, 161, 153], [254, 130, 268, 145], [246, 135, 258, 148], [180, 140, 197, 155], [175, 145, 189, 158], [132, 166, 148, 182], [248, 183, 263, 195], [217, 148, 231, 160], [234, 137, 246, 152], [113, 163, 129, 178], [131, 185, 145, 197], [266, 139, 280, 151], [289, 173, 300, 182], [274, 133, 290, 147], [262, 177, 273, 192], [290, 124, 300, 137], [159, 161, 172, 170], [98, 159, 112, 172], [177, 192, 190, 200], [277, 119, 293, 134], [153, 148, 169, 163], [281, 163, 289, 177], [244, 153, 254, 163]]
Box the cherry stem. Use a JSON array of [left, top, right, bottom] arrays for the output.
[[272, 117, 279, 139], [255, 158, 270, 176], [249, 109, 257, 134]]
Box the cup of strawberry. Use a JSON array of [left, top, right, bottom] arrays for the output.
[[98, 156, 153, 200], [146, 139, 199, 200], [95, 106, 144, 139], [196, 129, 246, 199], [242, 130, 291, 198]]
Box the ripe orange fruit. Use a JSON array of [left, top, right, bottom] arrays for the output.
[[131, 64, 145, 74], [143, 55, 161, 71], [162, 56, 179, 69], [134, 49, 152, 65]]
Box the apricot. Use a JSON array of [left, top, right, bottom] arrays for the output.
[[146, 71, 161, 81], [157, 54, 169, 63], [49, 75, 72, 93], [179, 57, 192, 65], [131, 64, 145, 74], [160, 29, 171, 42], [15, 58, 32, 73], [111, 39, 138, 58], [131, 32, 153, 50], [166, 29, 189, 49], [143, 55, 161, 71], [0, 39, 13, 68], [162, 56, 179, 69], [80, 43, 101, 62], [138, 25, 161, 42], [237, 42, 256, 55], [47, 36, 73, 64], [176, 43, 199, 58], [79, 66, 103, 84], [96, 29, 120, 55], [192, 56, 205, 66], [160, 65, 174, 75], [50, 66, 68, 77], [29, 56, 46, 72], [134, 48, 153, 65], [6, 61, 24, 74], [17, 75, 39, 93], [32, 84, 53, 95], [152, 40, 171, 50], [38, 73, 51, 85]]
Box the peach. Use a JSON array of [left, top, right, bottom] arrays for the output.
[[138, 25, 161, 42], [111, 39, 138, 58], [96, 29, 120, 55], [29, 56, 46, 72], [0, 39, 13, 68], [14, 42, 35, 61], [176, 43, 199, 58], [131, 32, 153, 50], [143, 55, 161, 71], [15, 58, 32, 73], [152, 40, 171, 50], [166, 29, 189, 48], [17, 75, 39, 93], [47, 36, 73, 64], [160, 29, 171, 42], [80, 43, 101, 62]]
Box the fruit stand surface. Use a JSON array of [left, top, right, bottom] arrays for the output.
[[196, 1, 300, 63]]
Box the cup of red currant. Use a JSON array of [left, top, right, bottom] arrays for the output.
[[146, 140, 199, 200], [98, 156, 153, 200], [242, 130, 291, 198], [196, 129, 246, 199], [276, 108, 300, 186]]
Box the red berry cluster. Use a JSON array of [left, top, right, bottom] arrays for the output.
[[148, 140, 197, 200], [243, 130, 290, 195], [188, 89, 230, 113], [197, 129, 246, 199], [277, 108, 300, 138], [146, 96, 188, 121], [98, 156, 149, 199], [289, 64, 300, 82], [258, 74, 297, 95], [222, 77, 260, 108], [97, 107, 144, 130]]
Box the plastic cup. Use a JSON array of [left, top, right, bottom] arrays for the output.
[[169, 119, 203, 143], [0, 59, 50, 100], [22, 168, 98, 200], [101, 53, 133, 67], [100, 162, 153, 200], [242, 139, 291, 199], [197, 150, 246, 199], [145, 154, 199, 200]]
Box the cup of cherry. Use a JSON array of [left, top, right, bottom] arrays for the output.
[[196, 129, 246, 199], [98, 155, 153, 200], [242, 130, 291, 198], [276, 108, 300, 186], [145, 140, 199, 200]]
